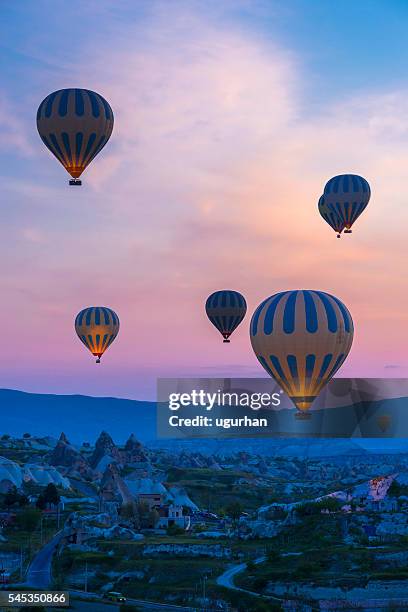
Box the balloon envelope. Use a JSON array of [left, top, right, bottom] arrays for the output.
[[318, 195, 345, 237], [75, 307, 119, 362], [37, 88, 114, 181], [323, 174, 370, 232], [206, 290, 247, 342], [250, 290, 354, 413]]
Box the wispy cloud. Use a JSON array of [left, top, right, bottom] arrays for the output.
[[0, 94, 35, 155], [1, 3, 408, 398]]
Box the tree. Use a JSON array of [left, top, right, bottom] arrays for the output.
[[44, 483, 60, 506], [120, 500, 159, 530], [120, 501, 140, 530], [3, 486, 29, 509], [388, 480, 402, 497], [17, 507, 42, 557], [226, 501, 243, 522], [18, 493, 29, 507], [297, 497, 342, 516], [23, 433, 31, 439], [317, 497, 342, 512], [166, 523, 184, 536], [36, 484, 60, 510], [1, 434, 10, 441], [4, 486, 19, 508], [137, 501, 158, 529]]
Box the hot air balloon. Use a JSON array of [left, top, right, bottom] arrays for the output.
[[318, 195, 345, 238], [323, 174, 370, 234], [377, 414, 391, 434], [75, 307, 119, 363], [37, 89, 114, 185], [250, 290, 354, 418], [206, 290, 247, 343]]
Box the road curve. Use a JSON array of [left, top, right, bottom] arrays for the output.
[[216, 555, 284, 604], [25, 531, 63, 589], [216, 555, 266, 596]]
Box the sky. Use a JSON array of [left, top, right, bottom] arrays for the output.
[[1, 0, 408, 400]]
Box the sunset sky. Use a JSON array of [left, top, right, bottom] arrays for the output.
[[1, 0, 408, 400]]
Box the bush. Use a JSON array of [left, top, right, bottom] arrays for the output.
[[166, 523, 185, 536], [3, 486, 29, 509], [225, 501, 243, 521], [267, 549, 281, 563]]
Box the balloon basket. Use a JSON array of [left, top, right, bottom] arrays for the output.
[[69, 179, 82, 186], [295, 411, 311, 420], [344, 229, 352, 234], [223, 339, 230, 343]]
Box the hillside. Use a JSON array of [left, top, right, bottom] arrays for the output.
[[1, 388, 408, 454], [0, 389, 156, 443]]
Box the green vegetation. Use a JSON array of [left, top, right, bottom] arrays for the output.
[[1, 486, 29, 509], [120, 500, 159, 529], [166, 523, 185, 535], [55, 533, 274, 609], [388, 480, 408, 497], [296, 497, 343, 516], [164, 467, 276, 513], [36, 483, 60, 510]]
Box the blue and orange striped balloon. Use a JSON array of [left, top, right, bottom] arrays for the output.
[[37, 89, 114, 184], [323, 174, 370, 233], [75, 307, 120, 363], [318, 195, 345, 238], [206, 290, 247, 343], [250, 290, 354, 416]]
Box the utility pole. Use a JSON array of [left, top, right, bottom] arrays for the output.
[[202, 575, 207, 612], [84, 560, 88, 593], [20, 546, 23, 582]]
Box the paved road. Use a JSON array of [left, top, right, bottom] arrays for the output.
[[60, 602, 119, 611], [216, 555, 266, 596], [216, 555, 283, 604], [71, 590, 195, 611], [25, 532, 63, 589], [24, 535, 194, 610]]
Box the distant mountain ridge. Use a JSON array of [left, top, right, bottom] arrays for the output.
[[0, 389, 156, 443], [1, 388, 408, 455]]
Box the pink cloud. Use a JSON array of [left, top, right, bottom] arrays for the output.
[[2, 6, 408, 398]]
